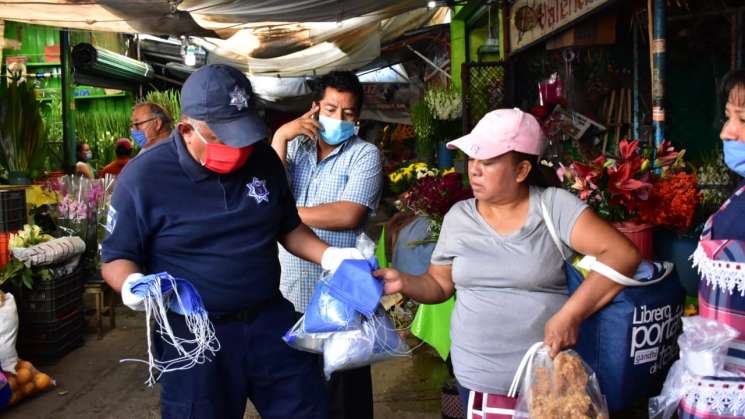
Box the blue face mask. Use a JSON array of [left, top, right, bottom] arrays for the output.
[[131, 129, 148, 148], [724, 140, 745, 177], [319, 115, 356, 146]]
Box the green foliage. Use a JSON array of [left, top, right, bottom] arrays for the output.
[[144, 89, 181, 123], [0, 79, 49, 179], [0, 259, 51, 290], [45, 95, 63, 142], [697, 145, 735, 209], [411, 101, 435, 162], [75, 110, 131, 167]]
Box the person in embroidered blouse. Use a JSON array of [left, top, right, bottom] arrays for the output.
[[693, 69, 745, 374]]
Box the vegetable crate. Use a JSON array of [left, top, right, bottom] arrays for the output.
[[17, 309, 84, 365], [16, 269, 83, 323], [0, 188, 26, 233]]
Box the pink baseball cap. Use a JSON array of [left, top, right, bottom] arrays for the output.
[[447, 108, 545, 159]]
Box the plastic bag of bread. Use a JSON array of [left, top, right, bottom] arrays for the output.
[[514, 345, 608, 419]]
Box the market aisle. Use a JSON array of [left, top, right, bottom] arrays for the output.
[[3, 305, 446, 419]]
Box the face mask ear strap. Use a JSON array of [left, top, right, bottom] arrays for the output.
[[192, 125, 209, 145]]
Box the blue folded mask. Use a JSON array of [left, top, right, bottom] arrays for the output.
[[304, 279, 361, 333], [324, 257, 383, 317]]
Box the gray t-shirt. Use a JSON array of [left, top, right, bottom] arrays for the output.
[[431, 186, 587, 394]]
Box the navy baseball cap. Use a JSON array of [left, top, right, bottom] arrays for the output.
[[181, 64, 268, 148]]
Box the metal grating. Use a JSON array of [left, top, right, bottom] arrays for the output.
[[461, 62, 506, 133]]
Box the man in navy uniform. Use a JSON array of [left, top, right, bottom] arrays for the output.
[[101, 64, 363, 419]]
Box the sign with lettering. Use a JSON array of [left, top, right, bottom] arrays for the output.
[[509, 0, 613, 53]]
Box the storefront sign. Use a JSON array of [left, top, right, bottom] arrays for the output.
[[509, 0, 613, 53]]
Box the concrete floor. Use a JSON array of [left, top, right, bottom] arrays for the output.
[[2, 304, 449, 419]]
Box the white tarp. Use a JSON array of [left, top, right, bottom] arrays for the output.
[[0, 1, 448, 77], [180, 0, 417, 26], [191, 7, 447, 76]]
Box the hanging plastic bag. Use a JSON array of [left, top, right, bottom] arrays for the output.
[[303, 278, 361, 333], [283, 316, 332, 354], [323, 234, 383, 317], [538, 73, 564, 106], [513, 345, 609, 419], [0, 292, 19, 374], [322, 307, 409, 379], [121, 272, 220, 386], [648, 316, 741, 419]]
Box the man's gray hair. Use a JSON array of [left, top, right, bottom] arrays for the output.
[[134, 102, 173, 129]]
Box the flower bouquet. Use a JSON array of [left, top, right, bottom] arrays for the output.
[[0, 225, 53, 289], [558, 139, 693, 257], [558, 139, 687, 222], [388, 162, 445, 194], [423, 85, 463, 142], [43, 175, 105, 241], [399, 171, 472, 244], [637, 171, 700, 232]]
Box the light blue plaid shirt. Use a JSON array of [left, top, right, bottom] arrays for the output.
[[279, 135, 383, 312]]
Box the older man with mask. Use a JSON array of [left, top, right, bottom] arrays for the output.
[[102, 65, 364, 419], [129, 102, 173, 151], [272, 71, 383, 419]]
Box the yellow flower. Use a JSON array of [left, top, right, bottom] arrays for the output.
[[388, 173, 397, 182], [8, 233, 23, 249], [391, 173, 403, 183], [441, 167, 455, 175]]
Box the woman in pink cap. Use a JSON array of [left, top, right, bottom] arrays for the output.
[[375, 108, 641, 416]]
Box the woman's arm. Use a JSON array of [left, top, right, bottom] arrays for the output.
[[544, 209, 641, 356], [374, 263, 454, 304]]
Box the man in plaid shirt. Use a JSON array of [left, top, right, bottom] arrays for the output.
[[271, 71, 382, 419]]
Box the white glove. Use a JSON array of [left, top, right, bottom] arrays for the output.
[[321, 247, 366, 273], [121, 273, 146, 311]]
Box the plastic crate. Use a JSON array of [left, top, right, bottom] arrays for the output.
[[0, 188, 26, 233], [18, 310, 84, 365], [17, 269, 83, 323]]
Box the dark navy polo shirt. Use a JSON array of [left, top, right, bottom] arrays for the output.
[[712, 179, 745, 241], [101, 131, 301, 313]]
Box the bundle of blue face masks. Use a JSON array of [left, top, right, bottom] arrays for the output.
[[121, 272, 220, 386], [283, 234, 410, 377], [303, 277, 362, 333]]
